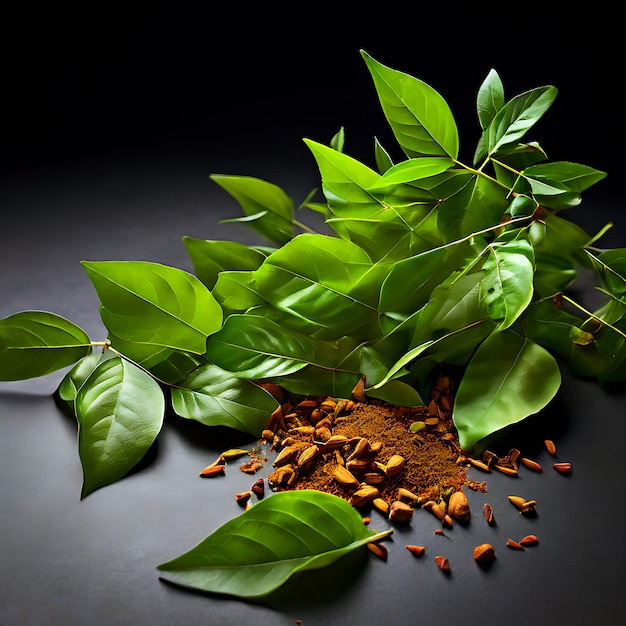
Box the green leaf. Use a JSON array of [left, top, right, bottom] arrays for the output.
[[81, 261, 222, 354], [182, 237, 268, 289], [453, 330, 561, 451], [379, 240, 472, 315], [480, 239, 535, 330], [437, 173, 508, 241], [254, 234, 383, 337], [368, 157, 454, 188], [374, 137, 394, 173], [211, 175, 295, 245], [361, 50, 459, 159], [477, 69, 505, 130], [170, 362, 278, 435], [212, 270, 265, 315], [76, 356, 165, 498], [57, 352, 104, 405], [206, 314, 317, 378], [523, 161, 607, 194], [157, 490, 392, 599], [474, 85, 558, 164], [0, 311, 92, 381]]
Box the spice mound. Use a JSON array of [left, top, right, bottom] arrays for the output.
[[259, 377, 469, 516]]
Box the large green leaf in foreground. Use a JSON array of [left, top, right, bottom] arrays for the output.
[[157, 490, 392, 599]]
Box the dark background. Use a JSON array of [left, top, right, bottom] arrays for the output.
[[2, 8, 624, 626]]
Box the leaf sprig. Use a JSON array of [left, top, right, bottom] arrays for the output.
[[1, 49, 623, 499]]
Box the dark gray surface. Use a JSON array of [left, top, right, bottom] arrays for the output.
[[1, 153, 625, 626]]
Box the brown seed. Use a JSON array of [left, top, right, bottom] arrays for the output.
[[367, 541, 387, 560], [251, 479, 265, 498], [273, 445, 299, 467], [397, 487, 419, 505], [442, 514, 453, 528], [434, 555, 450, 572], [434, 529, 444, 535], [350, 485, 380, 508], [389, 500, 414, 523], [506, 538, 525, 550], [483, 503, 495, 525], [220, 448, 250, 460], [362, 516, 371, 525], [468, 458, 491, 472], [519, 534, 539, 546], [199, 464, 226, 477], [363, 472, 385, 486], [385, 454, 406, 477], [296, 444, 320, 472], [493, 464, 518, 477], [473, 543, 495, 564], [521, 457, 543, 472], [405, 545, 425, 557], [423, 499, 446, 520], [235, 491, 252, 506], [322, 434, 350, 450], [372, 497, 390, 516], [553, 462, 572, 474], [332, 465, 361, 491], [507, 495, 537, 514], [544, 439, 557, 456], [447, 490, 471, 522]]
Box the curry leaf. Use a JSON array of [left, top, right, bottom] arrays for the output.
[[453, 330, 561, 452], [210, 175, 295, 245], [76, 356, 165, 498], [361, 49, 459, 159], [82, 260, 222, 354], [170, 362, 278, 435], [0, 311, 92, 380], [157, 490, 392, 599], [477, 69, 505, 130], [474, 85, 558, 164]]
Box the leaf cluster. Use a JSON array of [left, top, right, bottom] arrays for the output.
[[2, 50, 624, 499]]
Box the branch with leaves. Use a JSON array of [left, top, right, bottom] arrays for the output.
[[1, 50, 623, 501]]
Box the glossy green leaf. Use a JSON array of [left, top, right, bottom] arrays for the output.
[[437, 173, 508, 241], [368, 157, 454, 188], [453, 330, 561, 452], [57, 353, 105, 404], [0, 311, 92, 380], [76, 356, 165, 498], [480, 239, 535, 330], [361, 50, 459, 159], [477, 69, 505, 129], [474, 85, 557, 164], [523, 161, 607, 194], [170, 362, 278, 435], [211, 175, 294, 245], [379, 240, 472, 315], [81, 261, 222, 354], [157, 490, 392, 599], [254, 234, 382, 336], [212, 270, 265, 315], [182, 237, 268, 289], [206, 314, 317, 378]]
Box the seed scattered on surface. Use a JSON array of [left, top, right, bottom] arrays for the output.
[[389, 500, 414, 523], [434, 555, 450, 572], [367, 542, 388, 561], [447, 490, 471, 522], [493, 464, 518, 477], [507, 495, 537, 514], [434, 529, 444, 536], [235, 491, 252, 506], [506, 538, 525, 550], [473, 543, 495, 564], [468, 458, 491, 472], [519, 534, 539, 546], [251, 478, 265, 498], [544, 439, 557, 456], [405, 545, 425, 557], [553, 462, 572, 474], [483, 503, 495, 525], [199, 464, 226, 477], [362, 516, 371, 525], [521, 457, 543, 472]]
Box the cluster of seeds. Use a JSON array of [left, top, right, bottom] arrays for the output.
[[198, 378, 573, 573]]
